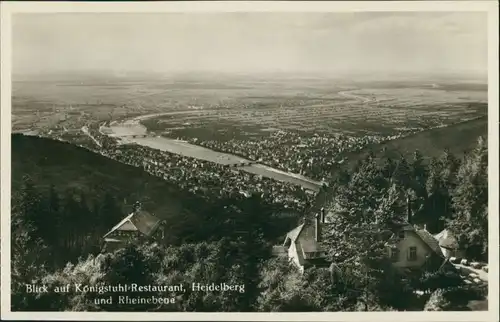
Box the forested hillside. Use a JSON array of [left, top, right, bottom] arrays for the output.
[[328, 135, 488, 261], [342, 116, 487, 169], [11, 134, 488, 312], [11, 134, 202, 217]]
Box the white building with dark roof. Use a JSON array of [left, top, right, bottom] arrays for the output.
[[103, 202, 165, 251], [384, 198, 447, 272], [282, 212, 329, 273], [385, 223, 445, 271]]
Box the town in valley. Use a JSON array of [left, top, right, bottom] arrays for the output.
[[9, 11, 490, 312]]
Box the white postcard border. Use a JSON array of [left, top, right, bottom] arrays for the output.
[[1, 1, 498, 321]]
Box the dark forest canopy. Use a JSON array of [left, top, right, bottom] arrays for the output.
[[11, 134, 203, 218], [11, 134, 488, 312]]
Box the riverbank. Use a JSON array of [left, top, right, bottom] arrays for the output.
[[103, 116, 323, 191]]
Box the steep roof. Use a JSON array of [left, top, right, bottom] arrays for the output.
[[385, 223, 417, 246], [298, 225, 321, 253], [385, 222, 445, 258], [103, 210, 162, 238], [416, 229, 445, 258], [284, 221, 325, 259], [271, 245, 287, 257], [434, 229, 459, 249], [130, 210, 162, 236], [284, 224, 305, 244]]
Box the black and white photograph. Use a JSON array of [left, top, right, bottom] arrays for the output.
[[1, 1, 498, 320]]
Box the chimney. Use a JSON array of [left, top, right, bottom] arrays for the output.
[[424, 224, 427, 231], [320, 207, 326, 223], [315, 213, 321, 242], [133, 201, 142, 213], [406, 195, 412, 224]]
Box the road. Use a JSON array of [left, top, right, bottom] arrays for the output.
[[338, 90, 377, 104], [81, 126, 102, 148], [453, 263, 488, 282], [103, 115, 323, 191]]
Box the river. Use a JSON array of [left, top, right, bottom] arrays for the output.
[[103, 114, 323, 192]]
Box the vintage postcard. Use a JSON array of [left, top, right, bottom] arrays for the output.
[[1, 1, 498, 321]]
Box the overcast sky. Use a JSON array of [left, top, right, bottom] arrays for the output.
[[12, 12, 488, 76]]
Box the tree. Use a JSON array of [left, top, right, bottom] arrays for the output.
[[321, 150, 447, 311], [424, 289, 449, 311], [424, 153, 456, 233], [98, 192, 123, 235], [60, 190, 81, 251], [339, 155, 389, 224], [381, 157, 396, 179], [408, 150, 428, 216], [11, 211, 49, 311], [424, 286, 485, 311], [256, 260, 353, 312], [439, 149, 460, 190], [417, 270, 463, 293], [391, 156, 412, 190], [374, 184, 407, 225], [447, 136, 488, 260], [18, 175, 43, 238], [44, 184, 62, 246]]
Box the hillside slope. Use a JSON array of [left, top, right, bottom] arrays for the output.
[[319, 117, 487, 208], [345, 116, 487, 168], [11, 134, 205, 238]]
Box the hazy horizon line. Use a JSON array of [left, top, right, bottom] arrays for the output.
[[12, 68, 488, 80]]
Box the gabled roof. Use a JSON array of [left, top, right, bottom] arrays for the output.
[[388, 220, 415, 232], [271, 245, 287, 257], [415, 229, 445, 258], [284, 221, 326, 259], [284, 224, 305, 244], [384, 222, 444, 258], [434, 229, 459, 249], [385, 223, 417, 246], [103, 210, 162, 238]]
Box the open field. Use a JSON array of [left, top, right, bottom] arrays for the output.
[[135, 77, 487, 139], [104, 119, 323, 190], [142, 100, 486, 140], [342, 116, 488, 169], [11, 74, 353, 131], [12, 73, 487, 139], [12, 73, 488, 184]]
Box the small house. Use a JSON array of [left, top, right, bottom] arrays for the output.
[[385, 197, 445, 271], [282, 211, 329, 273], [433, 229, 464, 259], [103, 202, 165, 252]]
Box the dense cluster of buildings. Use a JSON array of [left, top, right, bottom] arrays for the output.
[[50, 120, 475, 279], [113, 144, 316, 211], [190, 130, 402, 180], [77, 126, 317, 212], [277, 199, 468, 275]]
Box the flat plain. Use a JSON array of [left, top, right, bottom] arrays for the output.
[[12, 73, 487, 141]]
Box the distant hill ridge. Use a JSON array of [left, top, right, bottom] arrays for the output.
[[11, 134, 204, 231], [343, 116, 487, 169]]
